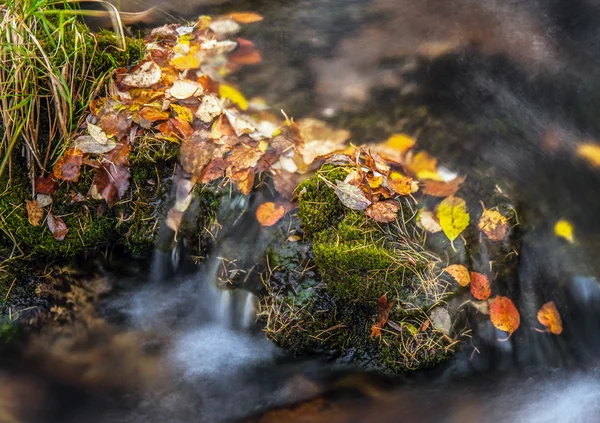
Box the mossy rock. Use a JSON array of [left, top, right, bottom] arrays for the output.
[[261, 165, 462, 373]]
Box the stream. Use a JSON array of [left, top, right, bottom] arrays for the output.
[[4, 0, 600, 422]]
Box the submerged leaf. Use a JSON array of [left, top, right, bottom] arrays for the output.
[[256, 202, 286, 227], [422, 176, 465, 197], [537, 301, 563, 335], [554, 219, 574, 243], [470, 272, 491, 300], [443, 264, 470, 287], [478, 208, 509, 241], [489, 296, 520, 337], [437, 196, 469, 242]]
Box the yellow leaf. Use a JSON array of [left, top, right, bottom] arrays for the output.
[[554, 219, 574, 243], [409, 151, 443, 181], [170, 54, 201, 70], [436, 196, 469, 242], [171, 104, 194, 123], [219, 84, 248, 110], [478, 208, 508, 241], [577, 143, 600, 167], [385, 134, 416, 152], [537, 301, 563, 335], [443, 264, 470, 287]]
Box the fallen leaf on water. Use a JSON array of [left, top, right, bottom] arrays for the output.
[[331, 179, 371, 211], [555, 219, 574, 243], [219, 84, 248, 110], [419, 209, 442, 233], [478, 208, 509, 241], [408, 151, 441, 180], [470, 272, 491, 300], [422, 176, 465, 197], [443, 264, 470, 287], [370, 294, 393, 339], [223, 11, 264, 23], [26, 200, 44, 226], [169, 80, 203, 100], [537, 301, 563, 335], [231, 167, 255, 195], [121, 61, 162, 88], [376, 133, 416, 162], [365, 200, 400, 223], [47, 212, 69, 241], [576, 142, 600, 167], [230, 38, 262, 65], [256, 202, 286, 227], [437, 196, 469, 242], [53, 148, 83, 182], [489, 296, 520, 338]]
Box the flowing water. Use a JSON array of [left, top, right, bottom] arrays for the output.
[[6, 0, 600, 422]]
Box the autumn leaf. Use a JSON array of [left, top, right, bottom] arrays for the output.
[[365, 200, 400, 223], [408, 151, 441, 180], [470, 272, 491, 300], [196, 95, 222, 123], [436, 196, 469, 242], [169, 79, 203, 100], [478, 208, 509, 241], [419, 209, 442, 233], [231, 167, 255, 195], [489, 296, 520, 338], [121, 61, 162, 88], [170, 117, 195, 138], [219, 84, 248, 110], [330, 179, 372, 211], [170, 52, 201, 70], [47, 212, 69, 241], [370, 293, 393, 339], [71, 135, 116, 154], [223, 11, 264, 23], [34, 174, 57, 195], [230, 38, 262, 65], [256, 202, 286, 227], [555, 219, 574, 243], [422, 176, 465, 197], [537, 301, 563, 335], [170, 104, 194, 123], [387, 172, 413, 196], [577, 142, 600, 167], [443, 264, 470, 287], [26, 200, 44, 226], [53, 148, 83, 182], [376, 133, 415, 162], [87, 123, 109, 144]]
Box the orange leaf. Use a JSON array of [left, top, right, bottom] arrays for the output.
[[470, 272, 491, 300], [230, 38, 262, 65], [537, 301, 563, 335], [489, 296, 520, 337], [256, 202, 286, 227], [223, 12, 264, 23], [370, 293, 393, 339], [443, 264, 470, 287], [231, 168, 255, 195], [387, 172, 413, 196], [422, 176, 465, 197]]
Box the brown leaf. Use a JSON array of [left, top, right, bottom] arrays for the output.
[[47, 212, 69, 241], [231, 167, 255, 195], [26, 200, 44, 226], [537, 301, 563, 335], [53, 148, 83, 182], [489, 296, 520, 338], [370, 293, 393, 339], [443, 264, 470, 287], [200, 157, 228, 183], [170, 117, 195, 138], [137, 106, 170, 123], [478, 208, 509, 242], [35, 174, 57, 195], [256, 202, 286, 227], [365, 200, 400, 223], [470, 272, 491, 300], [422, 176, 465, 197]]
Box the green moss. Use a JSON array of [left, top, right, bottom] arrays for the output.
[[296, 165, 349, 235]]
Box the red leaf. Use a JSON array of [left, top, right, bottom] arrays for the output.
[[35, 174, 57, 195], [470, 272, 491, 300]]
